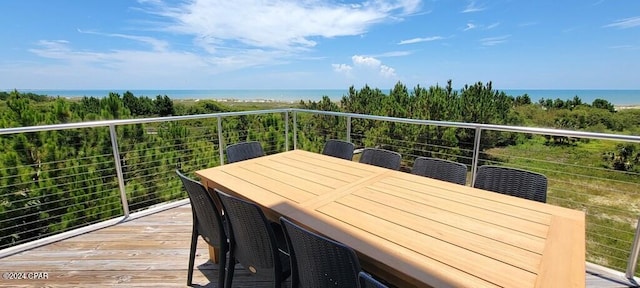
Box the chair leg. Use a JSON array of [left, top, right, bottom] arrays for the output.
[[224, 255, 236, 288], [187, 230, 198, 286], [217, 247, 227, 288]]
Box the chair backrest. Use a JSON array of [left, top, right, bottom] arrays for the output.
[[176, 170, 226, 247], [359, 271, 389, 288], [411, 157, 467, 185], [473, 165, 548, 203], [359, 148, 402, 170], [226, 141, 265, 163], [215, 189, 284, 280], [322, 139, 355, 161], [280, 217, 361, 288]]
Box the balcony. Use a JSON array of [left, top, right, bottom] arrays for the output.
[[1, 109, 639, 287]]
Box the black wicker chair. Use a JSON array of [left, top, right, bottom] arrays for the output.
[[473, 165, 548, 203], [280, 217, 361, 288], [411, 157, 468, 185], [226, 141, 265, 163], [215, 189, 291, 288], [176, 170, 228, 288], [358, 271, 389, 288], [359, 148, 402, 170], [322, 139, 355, 161]]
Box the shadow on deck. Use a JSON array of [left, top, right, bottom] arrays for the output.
[[0, 204, 288, 288], [0, 203, 637, 287]]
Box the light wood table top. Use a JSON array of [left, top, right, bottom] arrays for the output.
[[196, 150, 585, 288]]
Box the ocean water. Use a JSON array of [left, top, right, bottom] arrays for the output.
[[10, 88, 640, 105]]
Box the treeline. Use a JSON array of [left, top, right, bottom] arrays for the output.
[[299, 81, 516, 157], [301, 80, 635, 132], [538, 96, 615, 112], [299, 81, 640, 171], [0, 90, 287, 249]]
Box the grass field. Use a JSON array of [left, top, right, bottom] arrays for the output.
[[173, 98, 301, 111], [485, 136, 640, 274]]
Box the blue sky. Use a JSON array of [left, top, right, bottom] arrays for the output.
[[1, 0, 639, 90]]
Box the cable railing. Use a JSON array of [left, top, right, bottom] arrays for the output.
[[292, 109, 640, 279], [0, 110, 290, 257], [1, 108, 639, 279]]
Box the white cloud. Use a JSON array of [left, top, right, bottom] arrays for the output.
[[145, 0, 421, 52], [28, 38, 282, 73], [332, 63, 352, 73], [334, 55, 396, 78], [480, 35, 510, 46], [604, 16, 640, 29], [462, 1, 485, 13], [486, 22, 500, 30], [372, 51, 413, 57], [352, 55, 382, 67], [609, 45, 640, 50], [379, 65, 396, 78], [464, 23, 476, 31], [78, 29, 169, 52], [398, 36, 443, 45]]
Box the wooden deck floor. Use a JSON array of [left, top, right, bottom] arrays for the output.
[[0, 204, 288, 288], [0, 203, 636, 288]]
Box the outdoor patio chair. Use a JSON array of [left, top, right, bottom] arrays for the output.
[[322, 139, 355, 160], [225, 141, 265, 163], [411, 157, 468, 185], [359, 148, 402, 170], [176, 170, 228, 288], [359, 271, 389, 288], [473, 165, 548, 203], [280, 217, 361, 288], [215, 189, 291, 288]]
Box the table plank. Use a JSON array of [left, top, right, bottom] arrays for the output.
[[387, 171, 584, 221], [282, 201, 499, 288], [316, 200, 538, 287], [368, 181, 552, 239], [272, 151, 378, 180], [199, 167, 315, 205], [377, 175, 554, 225], [534, 216, 586, 288], [346, 189, 547, 261], [236, 162, 337, 196]]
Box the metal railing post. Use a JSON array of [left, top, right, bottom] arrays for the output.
[[347, 116, 352, 143], [470, 127, 482, 186], [626, 216, 640, 278], [109, 124, 130, 218], [217, 116, 225, 165], [285, 111, 289, 151], [293, 111, 298, 150]]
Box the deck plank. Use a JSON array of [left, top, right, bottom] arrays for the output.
[[0, 205, 289, 288]]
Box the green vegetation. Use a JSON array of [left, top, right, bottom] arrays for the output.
[[1, 82, 639, 274], [0, 89, 296, 249]]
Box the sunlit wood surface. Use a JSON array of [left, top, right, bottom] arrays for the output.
[[0, 205, 289, 288], [197, 150, 587, 288]]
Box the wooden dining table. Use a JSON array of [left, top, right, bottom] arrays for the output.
[[196, 149, 585, 288]]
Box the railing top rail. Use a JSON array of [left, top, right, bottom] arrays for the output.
[[2, 107, 639, 144], [289, 108, 640, 143], [0, 109, 291, 135]]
